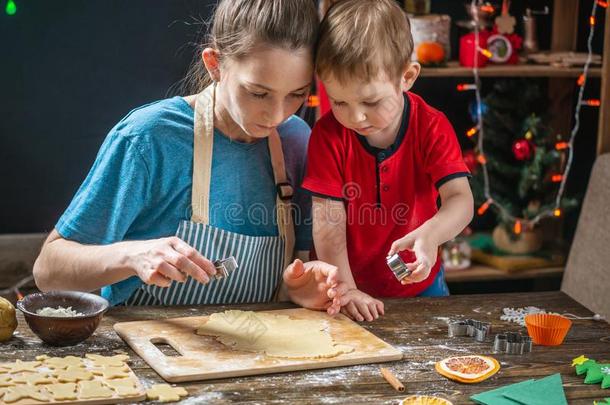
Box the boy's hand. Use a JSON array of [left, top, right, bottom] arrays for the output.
[[283, 259, 348, 316], [336, 288, 384, 322], [388, 230, 438, 284]]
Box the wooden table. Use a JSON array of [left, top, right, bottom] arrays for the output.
[[2, 291, 609, 404]]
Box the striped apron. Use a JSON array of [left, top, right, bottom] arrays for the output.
[[126, 84, 295, 305]]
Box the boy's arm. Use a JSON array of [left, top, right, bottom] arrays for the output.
[[312, 197, 384, 321], [389, 177, 473, 283]]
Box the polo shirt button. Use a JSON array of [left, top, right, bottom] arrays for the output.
[[381, 166, 389, 173], [383, 185, 390, 192], [378, 152, 386, 160]]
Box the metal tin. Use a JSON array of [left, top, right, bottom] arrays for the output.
[[213, 256, 239, 280], [493, 332, 532, 355], [386, 254, 412, 281], [448, 319, 492, 342]]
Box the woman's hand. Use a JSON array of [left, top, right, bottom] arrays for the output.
[[336, 288, 384, 322], [282, 259, 349, 315], [388, 229, 438, 284], [122, 237, 217, 287]]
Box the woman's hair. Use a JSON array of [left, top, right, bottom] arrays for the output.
[[181, 0, 319, 94]]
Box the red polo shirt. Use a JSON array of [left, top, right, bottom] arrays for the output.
[[302, 92, 470, 297]]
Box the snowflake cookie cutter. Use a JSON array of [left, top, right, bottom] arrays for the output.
[[493, 332, 532, 355], [448, 319, 492, 342]]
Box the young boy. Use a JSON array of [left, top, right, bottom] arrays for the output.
[[302, 0, 474, 322]]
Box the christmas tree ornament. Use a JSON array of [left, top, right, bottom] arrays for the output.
[[512, 139, 535, 161]]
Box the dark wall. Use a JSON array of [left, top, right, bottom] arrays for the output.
[[1, 0, 603, 235], [1, 0, 216, 233]]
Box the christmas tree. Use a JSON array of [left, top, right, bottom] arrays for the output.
[[468, 79, 579, 237]]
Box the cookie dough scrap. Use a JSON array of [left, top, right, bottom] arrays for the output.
[[85, 354, 129, 367], [104, 378, 141, 397], [78, 380, 115, 399], [2, 385, 50, 403], [39, 355, 84, 369], [45, 383, 78, 401], [146, 384, 188, 403], [8, 360, 41, 373], [196, 310, 354, 359], [55, 366, 94, 383], [91, 365, 130, 380], [11, 373, 54, 385]]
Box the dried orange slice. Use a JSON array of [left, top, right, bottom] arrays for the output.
[[400, 395, 453, 405], [435, 355, 500, 383]]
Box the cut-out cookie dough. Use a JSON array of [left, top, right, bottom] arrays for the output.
[[11, 373, 54, 385], [39, 355, 84, 369], [78, 380, 115, 399], [104, 378, 141, 396], [8, 360, 41, 373], [45, 383, 78, 401], [196, 310, 354, 359], [146, 384, 188, 403], [2, 385, 49, 403], [91, 365, 130, 380], [55, 366, 94, 383], [0, 374, 14, 387], [85, 354, 129, 367]]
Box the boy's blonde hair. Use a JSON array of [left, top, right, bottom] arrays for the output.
[[316, 0, 413, 84]]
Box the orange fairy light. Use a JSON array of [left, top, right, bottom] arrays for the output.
[[514, 220, 522, 235], [477, 200, 491, 216], [555, 142, 569, 151], [554, 208, 562, 217]]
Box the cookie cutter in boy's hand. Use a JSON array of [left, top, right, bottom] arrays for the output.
[[213, 256, 239, 280], [493, 332, 532, 355], [386, 254, 412, 281], [448, 319, 492, 342]]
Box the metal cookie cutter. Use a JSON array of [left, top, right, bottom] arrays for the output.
[[448, 319, 492, 342], [386, 254, 412, 281], [213, 256, 239, 280], [493, 332, 532, 355]]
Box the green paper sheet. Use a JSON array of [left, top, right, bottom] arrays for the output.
[[470, 380, 535, 405], [503, 373, 567, 405]]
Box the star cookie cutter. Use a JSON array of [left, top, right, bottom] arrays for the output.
[[493, 332, 532, 355], [213, 256, 239, 280], [448, 319, 492, 342]]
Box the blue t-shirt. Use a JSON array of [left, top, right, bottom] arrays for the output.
[[56, 96, 312, 305]]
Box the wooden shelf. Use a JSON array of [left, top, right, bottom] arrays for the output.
[[445, 264, 564, 283], [420, 61, 602, 78]]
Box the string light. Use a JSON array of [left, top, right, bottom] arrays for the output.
[[477, 199, 492, 215], [307, 95, 320, 107], [457, 83, 477, 91], [5, 0, 16, 15], [466, 0, 601, 234], [479, 48, 493, 58], [582, 99, 601, 107], [514, 220, 522, 235], [466, 126, 479, 137], [555, 142, 570, 151], [551, 174, 564, 183]]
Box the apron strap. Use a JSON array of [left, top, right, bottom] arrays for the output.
[[191, 84, 295, 266], [268, 132, 296, 267], [192, 85, 215, 224]]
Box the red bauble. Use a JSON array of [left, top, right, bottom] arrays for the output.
[[463, 150, 479, 173], [512, 139, 535, 161]]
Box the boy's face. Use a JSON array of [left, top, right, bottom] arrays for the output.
[[322, 72, 405, 137]]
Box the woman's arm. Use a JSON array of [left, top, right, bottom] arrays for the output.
[[33, 229, 217, 292]]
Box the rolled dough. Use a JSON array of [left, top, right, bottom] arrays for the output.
[[196, 310, 354, 359]]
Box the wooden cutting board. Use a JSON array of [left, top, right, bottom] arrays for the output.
[[114, 308, 403, 382]]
